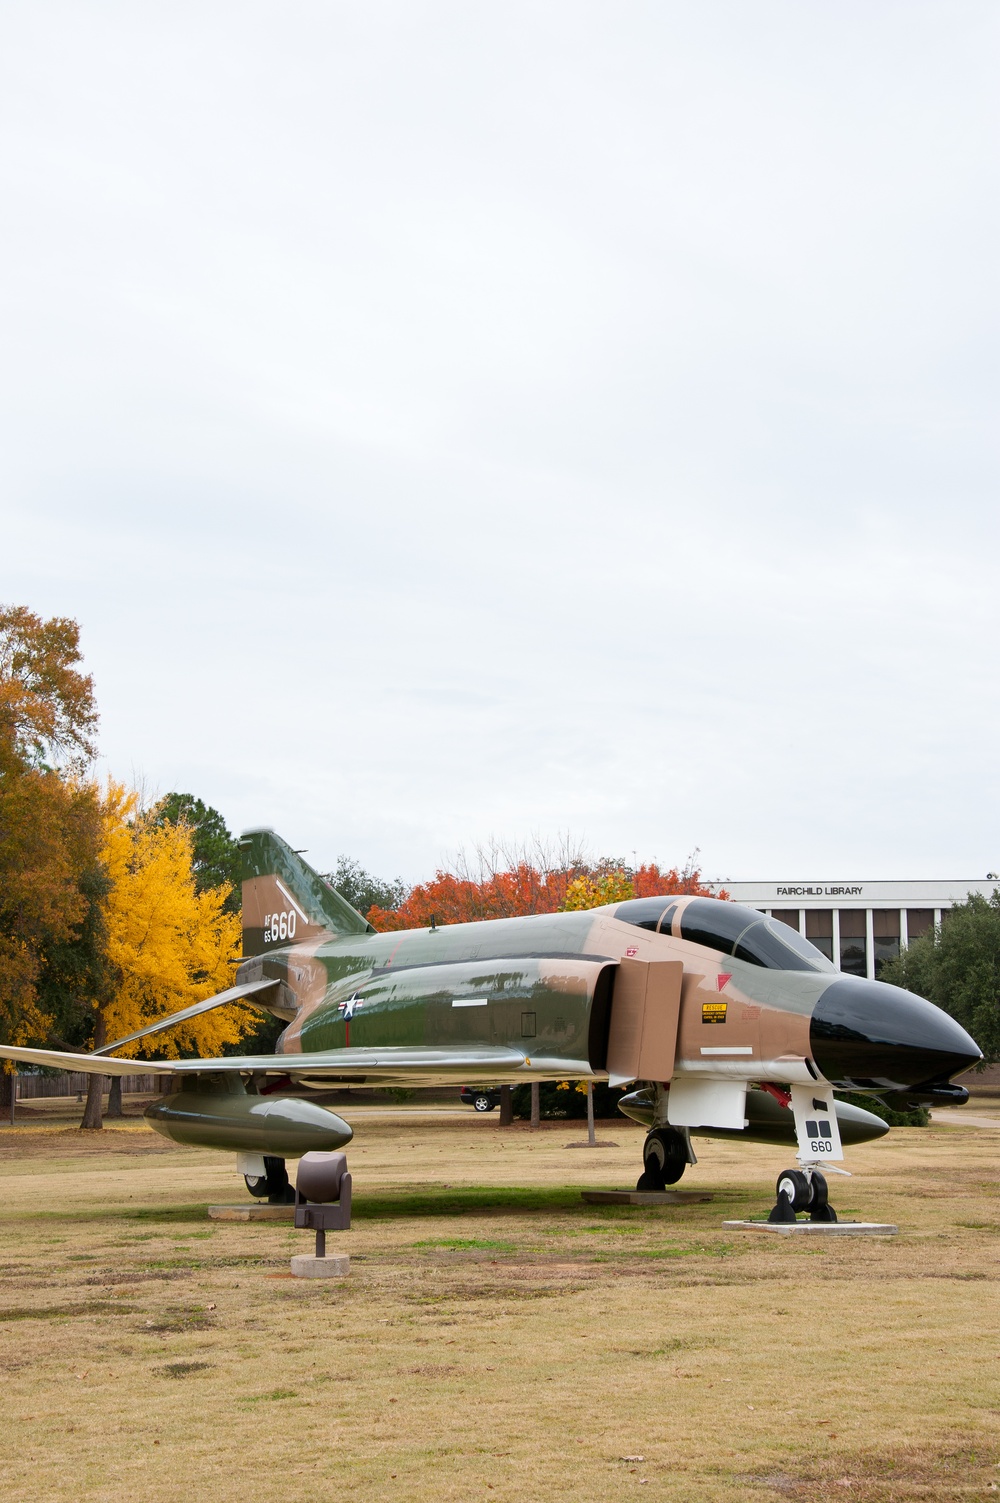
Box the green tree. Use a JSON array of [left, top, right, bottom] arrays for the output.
[[880, 891, 1000, 1065], [511, 1080, 628, 1120], [328, 856, 409, 920], [154, 793, 241, 914]]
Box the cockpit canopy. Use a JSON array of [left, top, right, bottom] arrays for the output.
[[614, 896, 836, 973]]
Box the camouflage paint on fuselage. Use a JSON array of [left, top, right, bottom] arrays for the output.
[[240, 908, 608, 1075], [0, 830, 980, 1165], [241, 911, 822, 1085], [237, 833, 826, 1089], [236, 830, 980, 1100]]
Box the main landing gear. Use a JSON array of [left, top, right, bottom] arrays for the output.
[[636, 1127, 691, 1191], [768, 1166, 837, 1224], [245, 1155, 296, 1204]]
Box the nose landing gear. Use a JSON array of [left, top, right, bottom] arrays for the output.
[[768, 1166, 838, 1224], [763, 1083, 845, 1223]]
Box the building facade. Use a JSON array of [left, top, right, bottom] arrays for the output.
[[705, 879, 999, 982]]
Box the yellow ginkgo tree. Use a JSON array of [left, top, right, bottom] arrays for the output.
[[561, 869, 635, 911], [81, 782, 250, 1128]]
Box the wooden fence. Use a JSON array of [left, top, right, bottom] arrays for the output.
[[14, 1072, 164, 1098]]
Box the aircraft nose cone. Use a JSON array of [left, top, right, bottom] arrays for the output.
[[810, 977, 981, 1091]]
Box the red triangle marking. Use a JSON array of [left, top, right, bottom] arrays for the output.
[[717, 973, 732, 991]]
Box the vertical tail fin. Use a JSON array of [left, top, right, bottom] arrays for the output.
[[239, 828, 373, 956]]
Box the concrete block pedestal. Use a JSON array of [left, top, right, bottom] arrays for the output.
[[290, 1253, 351, 1279], [723, 1219, 897, 1236], [208, 1205, 296, 1222]]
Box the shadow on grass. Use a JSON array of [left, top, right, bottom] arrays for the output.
[[14, 1203, 215, 1225], [10, 1184, 757, 1226], [353, 1186, 586, 1219]]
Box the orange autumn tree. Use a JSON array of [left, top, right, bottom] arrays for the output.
[[0, 606, 102, 1119], [367, 839, 724, 931]]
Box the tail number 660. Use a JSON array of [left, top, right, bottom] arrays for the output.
[[264, 910, 297, 942]]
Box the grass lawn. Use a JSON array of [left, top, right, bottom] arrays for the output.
[[0, 1100, 997, 1501]]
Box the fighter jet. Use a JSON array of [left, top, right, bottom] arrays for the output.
[[0, 830, 981, 1221]]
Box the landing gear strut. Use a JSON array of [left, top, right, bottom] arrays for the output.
[[244, 1155, 296, 1204], [636, 1127, 690, 1191], [768, 1167, 837, 1224], [763, 1084, 846, 1222]]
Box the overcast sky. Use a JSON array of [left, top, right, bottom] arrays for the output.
[[2, 3, 998, 886]]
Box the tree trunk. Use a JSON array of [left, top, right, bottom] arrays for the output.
[[530, 1082, 540, 1130], [586, 1082, 596, 1146], [0, 1071, 13, 1127], [499, 1084, 513, 1126], [80, 1074, 105, 1130], [106, 1076, 124, 1118], [80, 1014, 106, 1130]]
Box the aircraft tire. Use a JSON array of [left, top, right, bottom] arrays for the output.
[[646, 1128, 688, 1185], [642, 1128, 688, 1187], [244, 1173, 269, 1198], [775, 1169, 812, 1212], [806, 1171, 837, 1221], [263, 1155, 295, 1204]]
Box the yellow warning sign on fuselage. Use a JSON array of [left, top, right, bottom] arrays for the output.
[[701, 1001, 728, 1024]]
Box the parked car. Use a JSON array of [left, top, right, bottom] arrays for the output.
[[460, 1086, 500, 1113]]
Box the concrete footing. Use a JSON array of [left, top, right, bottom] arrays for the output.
[[723, 1219, 898, 1236], [290, 1253, 351, 1279], [208, 1205, 296, 1222]]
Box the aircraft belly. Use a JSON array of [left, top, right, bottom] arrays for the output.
[[618, 1087, 889, 1147], [671, 1057, 817, 1084]]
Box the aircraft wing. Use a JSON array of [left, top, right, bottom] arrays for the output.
[[0, 1043, 526, 1083], [0, 1045, 176, 1077]]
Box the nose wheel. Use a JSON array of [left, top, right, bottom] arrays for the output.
[[768, 1167, 837, 1224]]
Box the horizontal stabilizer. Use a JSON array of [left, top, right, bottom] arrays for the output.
[[93, 979, 282, 1055]]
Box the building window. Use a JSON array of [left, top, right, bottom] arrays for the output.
[[805, 910, 833, 962], [906, 910, 934, 941], [872, 909, 900, 977], [771, 910, 800, 932], [839, 909, 867, 977]]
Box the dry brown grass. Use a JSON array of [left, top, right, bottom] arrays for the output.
[[1, 1102, 998, 1502]]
